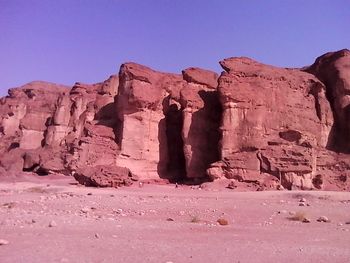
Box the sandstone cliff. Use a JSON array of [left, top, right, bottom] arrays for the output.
[[0, 49, 349, 190]]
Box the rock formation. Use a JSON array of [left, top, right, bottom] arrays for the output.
[[0, 49, 349, 190], [208, 57, 333, 190], [116, 63, 184, 180], [305, 49, 350, 152]]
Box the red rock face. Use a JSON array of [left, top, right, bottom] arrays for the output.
[[210, 57, 334, 189], [116, 64, 220, 181], [0, 81, 69, 149], [0, 77, 120, 181], [219, 57, 333, 150], [116, 62, 185, 181], [0, 50, 349, 191], [0, 82, 69, 175], [305, 49, 350, 152]]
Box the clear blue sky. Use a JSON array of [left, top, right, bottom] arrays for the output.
[[0, 0, 349, 95]]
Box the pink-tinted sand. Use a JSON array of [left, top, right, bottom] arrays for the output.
[[0, 175, 349, 263]]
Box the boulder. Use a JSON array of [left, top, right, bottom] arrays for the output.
[[73, 165, 137, 187], [68, 123, 119, 171], [0, 148, 25, 173]]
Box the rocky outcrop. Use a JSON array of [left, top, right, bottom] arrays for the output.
[[303, 49, 350, 190], [305, 49, 350, 152], [116, 63, 185, 180], [0, 81, 69, 150], [51, 77, 120, 176], [0, 77, 122, 184], [116, 64, 220, 181], [0, 49, 349, 191], [210, 57, 334, 189], [182, 67, 218, 89], [0, 81, 69, 174]]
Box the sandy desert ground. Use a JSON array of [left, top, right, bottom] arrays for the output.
[[0, 174, 350, 263]]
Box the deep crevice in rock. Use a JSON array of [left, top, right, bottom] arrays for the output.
[[304, 56, 350, 153], [164, 103, 186, 182], [197, 90, 222, 179], [322, 79, 343, 152]]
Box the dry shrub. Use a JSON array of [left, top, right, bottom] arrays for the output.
[[26, 187, 49, 193], [190, 216, 201, 223]]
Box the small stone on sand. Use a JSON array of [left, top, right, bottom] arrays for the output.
[[302, 218, 311, 223], [49, 220, 57, 227], [0, 239, 9, 245], [217, 218, 229, 226], [317, 216, 329, 223]]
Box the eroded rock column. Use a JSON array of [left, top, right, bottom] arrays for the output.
[[180, 68, 221, 180], [116, 62, 185, 180], [221, 101, 240, 158], [45, 95, 72, 146]]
